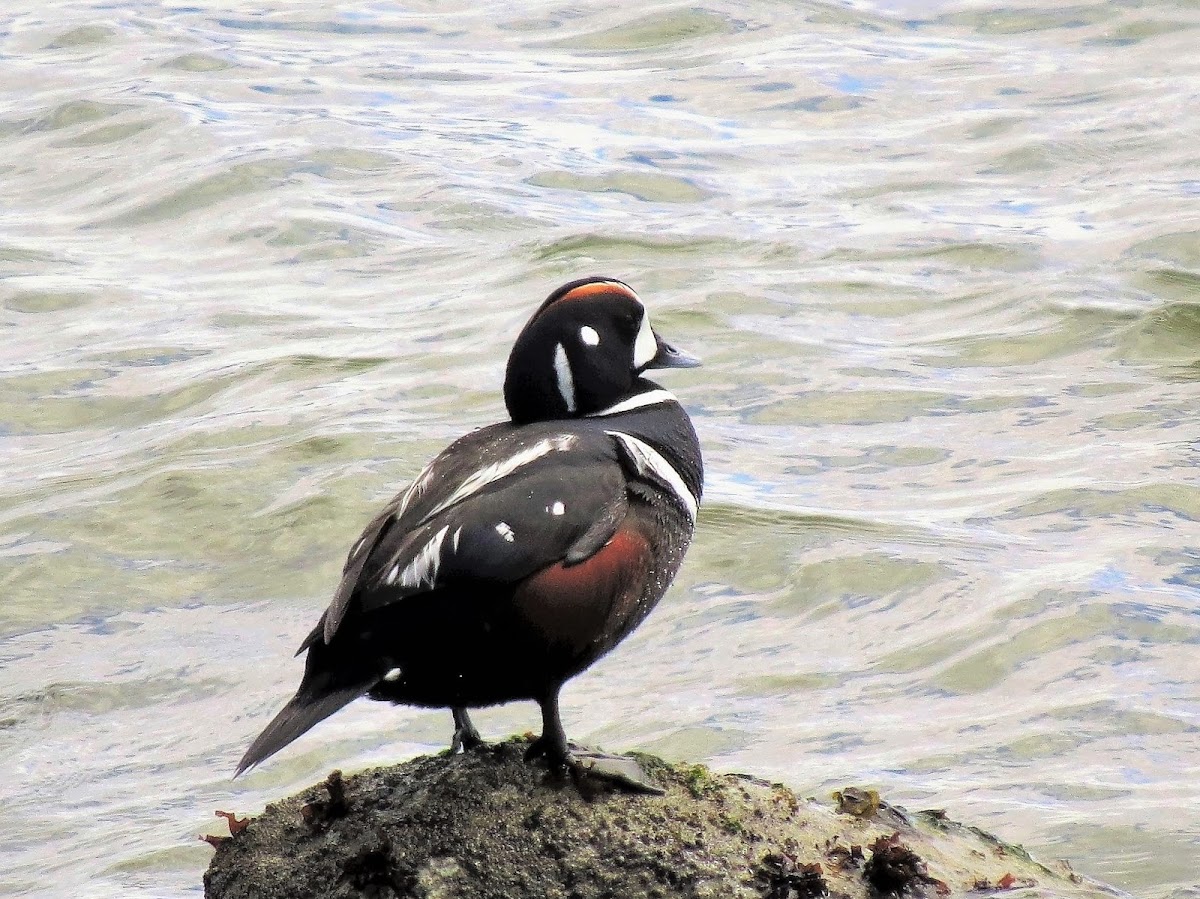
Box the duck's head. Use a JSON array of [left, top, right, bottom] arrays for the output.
[[503, 277, 699, 425]]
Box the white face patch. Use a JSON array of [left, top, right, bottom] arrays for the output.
[[554, 342, 577, 412], [383, 667, 403, 682], [550, 501, 565, 516], [495, 521, 515, 542], [580, 325, 600, 347], [633, 309, 657, 370]]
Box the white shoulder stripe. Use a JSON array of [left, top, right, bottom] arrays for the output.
[[588, 389, 678, 417], [430, 434, 577, 518], [606, 430, 698, 522]]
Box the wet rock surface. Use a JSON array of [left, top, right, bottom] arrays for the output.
[[204, 739, 1118, 899]]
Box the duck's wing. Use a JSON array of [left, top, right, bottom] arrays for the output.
[[311, 426, 630, 647]]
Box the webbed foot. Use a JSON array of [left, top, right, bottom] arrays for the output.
[[524, 687, 663, 794], [525, 737, 663, 794], [566, 746, 664, 795], [523, 730, 566, 767]]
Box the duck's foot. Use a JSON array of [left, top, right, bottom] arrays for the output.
[[450, 706, 486, 754], [568, 746, 665, 795], [525, 737, 663, 795], [523, 687, 662, 794]]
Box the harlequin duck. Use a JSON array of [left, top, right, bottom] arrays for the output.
[[236, 276, 703, 790]]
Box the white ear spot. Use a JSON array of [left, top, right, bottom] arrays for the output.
[[550, 501, 565, 516], [383, 667, 403, 682], [554, 343, 577, 412], [633, 310, 657, 369], [495, 521, 515, 543], [580, 325, 600, 347]]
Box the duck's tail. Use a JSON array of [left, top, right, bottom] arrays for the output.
[[235, 678, 377, 777]]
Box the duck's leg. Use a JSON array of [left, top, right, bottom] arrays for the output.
[[525, 685, 663, 795], [524, 686, 570, 769], [450, 706, 485, 752]]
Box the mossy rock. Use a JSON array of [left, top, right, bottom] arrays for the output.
[[203, 739, 1117, 899]]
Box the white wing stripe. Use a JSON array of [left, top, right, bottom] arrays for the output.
[[430, 434, 577, 518], [606, 430, 698, 522], [388, 524, 450, 589], [396, 458, 437, 518]]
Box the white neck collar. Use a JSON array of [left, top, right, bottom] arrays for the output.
[[587, 389, 678, 417]]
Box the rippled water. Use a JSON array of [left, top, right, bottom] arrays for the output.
[[2, 2, 1198, 896]]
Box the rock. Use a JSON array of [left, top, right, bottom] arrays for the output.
[[204, 738, 1119, 899]]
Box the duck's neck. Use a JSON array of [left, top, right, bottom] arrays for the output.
[[585, 383, 679, 418]]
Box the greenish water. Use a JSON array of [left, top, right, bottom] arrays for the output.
[[1, 2, 1197, 896]]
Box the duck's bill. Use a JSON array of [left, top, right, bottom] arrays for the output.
[[645, 332, 701, 369]]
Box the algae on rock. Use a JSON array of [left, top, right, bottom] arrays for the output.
[[204, 739, 1117, 899]]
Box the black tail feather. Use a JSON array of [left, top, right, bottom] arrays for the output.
[[235, 682, 374, 777]]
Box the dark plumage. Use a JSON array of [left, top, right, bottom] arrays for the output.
[[237, 277, 703, 784]]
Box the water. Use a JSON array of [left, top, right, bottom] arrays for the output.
[[1, 1, 1197, 896]]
